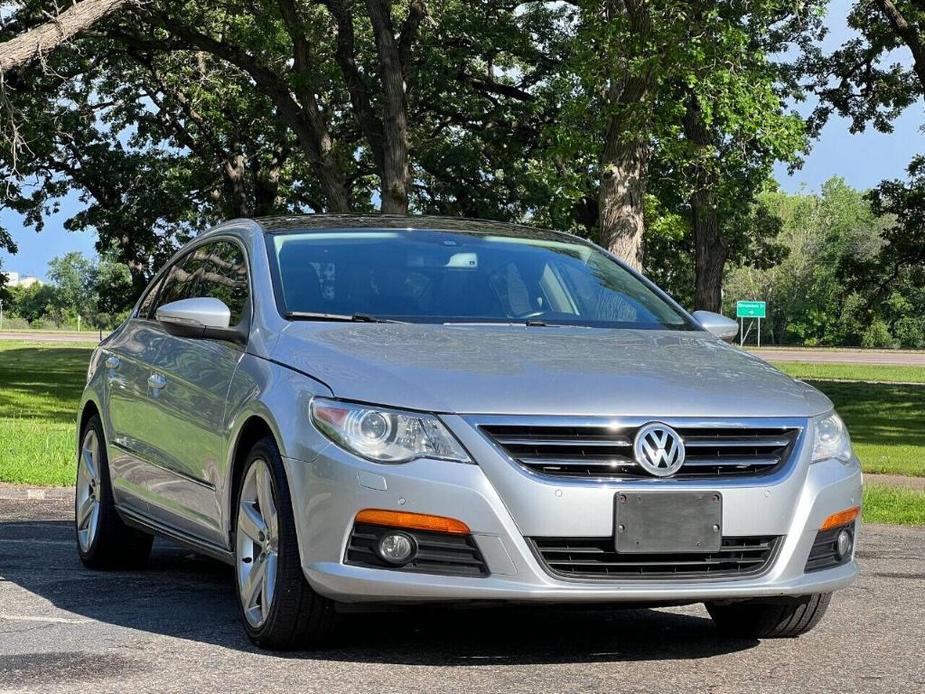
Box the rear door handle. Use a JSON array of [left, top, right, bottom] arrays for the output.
[[105, 355, 120, 369], [147, 373, 167, 390]]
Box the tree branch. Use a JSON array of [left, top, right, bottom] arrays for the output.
[[873, 0, 925, 92], [316, 0, 386, 171], [364, 0, 413, 213], [0, 0, 135, 74], [154, 15, 351, 211]]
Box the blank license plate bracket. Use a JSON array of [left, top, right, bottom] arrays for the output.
[[615, 491, 722, 554]]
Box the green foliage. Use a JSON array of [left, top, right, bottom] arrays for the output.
[[805, 0, 924, 136], [4, 253, 135, 329], [723, 177, 910, 346], [862, 320, 896, 349], [1, 0, 571, 272]]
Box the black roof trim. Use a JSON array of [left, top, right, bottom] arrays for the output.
[[253, 214, 585, 243]]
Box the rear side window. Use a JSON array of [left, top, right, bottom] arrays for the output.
[[155, 241, 250, 325]]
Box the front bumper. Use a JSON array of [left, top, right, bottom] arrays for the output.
[[283, 416, 862, 604]]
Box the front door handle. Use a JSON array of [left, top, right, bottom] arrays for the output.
[[105, 355, 120, 369], [147, 373, 167, 390]]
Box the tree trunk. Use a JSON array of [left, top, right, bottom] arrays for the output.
[[365, 0, 414, 214], [683, 92, 727, 312], [596, 0, 653, 271], [0, 0, 133, 73], [691, 190, 726, 311], [599, 135, 648, 270], [222, 152, 250, 218]]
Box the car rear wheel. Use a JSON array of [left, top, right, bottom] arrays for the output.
[[706, 593, 832, 638], [76, 414, 153, 569], [234, 437, 337, 650]]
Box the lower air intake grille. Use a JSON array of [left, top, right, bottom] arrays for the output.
[[346, 523, 489, 577], [805, 524, 853, 572], [530, 536, 781, 579]]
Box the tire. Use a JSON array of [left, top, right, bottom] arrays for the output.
[[75, 414, 153, 569], [233, 436, 337, 650], [706, 593, 832, 638]]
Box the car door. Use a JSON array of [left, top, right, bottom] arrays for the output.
[[103, 273, 171, 515], [142, 239, 251, 546]]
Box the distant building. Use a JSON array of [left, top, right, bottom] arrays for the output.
[[2, 271, 41, 288]]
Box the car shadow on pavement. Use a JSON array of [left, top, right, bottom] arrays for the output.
[[2, 518, 758, 664]]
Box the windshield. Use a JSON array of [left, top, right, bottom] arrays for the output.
[[268, 228, 693, 330]]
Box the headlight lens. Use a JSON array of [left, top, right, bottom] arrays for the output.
[[812, 412, 853, 463], [310, 398, 470, 464]]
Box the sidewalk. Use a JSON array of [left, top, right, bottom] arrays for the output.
[[865, 474, 925, 491]]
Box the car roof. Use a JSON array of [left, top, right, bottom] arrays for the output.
[[251, 214, 585, 244]]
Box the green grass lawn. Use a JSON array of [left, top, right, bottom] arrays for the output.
[[0, 341, 96, 486], [0, 342, 922, 524], [770, 364, 925, 478], [863, 485, 925, 525], [775, 362, 925, 384]]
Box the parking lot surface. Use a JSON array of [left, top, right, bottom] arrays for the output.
[[1, 497, 922, 693]]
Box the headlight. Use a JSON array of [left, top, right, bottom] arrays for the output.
[[812, 412, 853, 463], [310, 398, 471, 464]]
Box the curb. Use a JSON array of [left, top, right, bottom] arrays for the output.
[[0, 486, 74, 501]]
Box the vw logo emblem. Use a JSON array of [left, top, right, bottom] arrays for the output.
[[633, 423, 685, 477]]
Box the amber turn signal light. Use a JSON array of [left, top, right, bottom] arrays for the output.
[[820, 506, 860, 531], [355, 509, 470, 535]]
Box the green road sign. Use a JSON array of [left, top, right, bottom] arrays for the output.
[[736, 300, 766, 319]]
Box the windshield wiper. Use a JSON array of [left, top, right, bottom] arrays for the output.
[[285, 311, 402, 324]]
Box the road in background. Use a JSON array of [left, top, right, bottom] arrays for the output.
[[2, 331, 925, 366], [751, 348, 925, 367], [0, 331, 103, 343], [0, 497, 922, 693]]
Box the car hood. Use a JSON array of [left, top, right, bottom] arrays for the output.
[[273, 323, 831, 418]]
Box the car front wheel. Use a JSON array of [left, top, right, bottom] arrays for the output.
[[234, 437, 336, 650], [706, 593, 832, 638], [75, 414, 153, 569]]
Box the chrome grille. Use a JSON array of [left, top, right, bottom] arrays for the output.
[[480, 422, 801, 479], [531, 536, 781, 579]]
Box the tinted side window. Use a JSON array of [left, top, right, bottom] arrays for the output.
[[136, 275, 165, 319], [155, 252, 198, 311], [195, 241, 249, 324], [155, 241, 249, 325]]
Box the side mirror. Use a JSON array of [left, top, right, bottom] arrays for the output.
[[156, 297, 243, 342], [692, 310, 739, 342]]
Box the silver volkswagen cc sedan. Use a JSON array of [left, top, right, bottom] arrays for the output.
[[75, 215, 861, 649]]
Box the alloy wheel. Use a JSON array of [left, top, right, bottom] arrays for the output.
[[236, 459, 280, 628], [75, 428, 101, 552]]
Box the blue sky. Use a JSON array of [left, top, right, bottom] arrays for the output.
[[2, 0, 922, 281]]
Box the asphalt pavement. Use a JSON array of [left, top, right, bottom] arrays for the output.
[[0, 497, 922, 693]]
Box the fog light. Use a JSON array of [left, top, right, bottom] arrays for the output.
[[377, 532, 416, 565], [835, 529, 853, 559]]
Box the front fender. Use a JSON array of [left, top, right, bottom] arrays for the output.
[[219, 354, 334, 542]]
